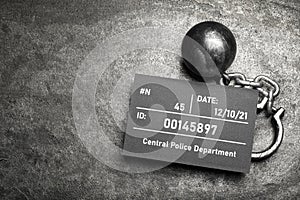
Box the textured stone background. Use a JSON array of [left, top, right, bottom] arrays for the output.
[[0, 0, 299, 199]]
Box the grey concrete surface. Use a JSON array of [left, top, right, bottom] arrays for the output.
[[0, 0, 299, 199]]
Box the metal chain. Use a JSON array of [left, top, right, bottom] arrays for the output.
[[220, 72, 280, 115], [220, 72, 285, 161]]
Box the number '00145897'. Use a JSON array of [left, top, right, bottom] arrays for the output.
[[163, 118, 217, 135]]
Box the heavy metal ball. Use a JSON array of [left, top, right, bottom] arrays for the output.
[[182, 21, 237, 79]]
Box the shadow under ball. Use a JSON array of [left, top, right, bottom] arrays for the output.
[[182, 21, 237, 80]]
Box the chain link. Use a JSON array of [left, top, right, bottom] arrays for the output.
[[220, 72, 281, 115]]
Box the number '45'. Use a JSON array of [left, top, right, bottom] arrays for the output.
[[174, 103, 185, 111]]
